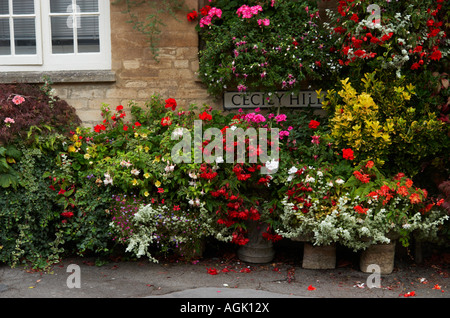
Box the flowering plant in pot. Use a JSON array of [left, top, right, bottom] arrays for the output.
[[338, 160, 449, 251]]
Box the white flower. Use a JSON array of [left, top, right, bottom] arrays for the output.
[[165, 165, 175, 172], [120, 160, 132, 168], [335, 178, 345, 185], [188, 172, 198, 179], [131, 169, 140, 176], [288, 166, 298, 174], [171, 127, 185, 139], [104, 173, 113, 186], [305, 176, 315, 183], [215, 156, 224, 164], [265, 159, 279, 171]]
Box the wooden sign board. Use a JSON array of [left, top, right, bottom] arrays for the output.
[[223, 91, 325, 110]]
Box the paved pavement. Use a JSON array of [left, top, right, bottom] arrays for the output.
[[0, 241, 448, 313]]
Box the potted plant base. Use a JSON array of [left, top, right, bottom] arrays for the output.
[[237, 221, 275, 264], [359, 241, 396, 275], [302, 243, 336, 269]]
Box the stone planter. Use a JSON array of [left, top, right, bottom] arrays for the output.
[[237, 221, 275, 264], [302, 243, 336, 269], [360, 241, 396, 275]]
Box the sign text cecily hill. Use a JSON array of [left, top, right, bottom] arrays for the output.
[[223, 91, 325, 109]]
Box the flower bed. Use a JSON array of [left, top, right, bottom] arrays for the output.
[[0, 0, 449, 269]]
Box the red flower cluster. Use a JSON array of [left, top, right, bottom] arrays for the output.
[[161, 116, 172, 126], [212, 184, 270, 245], [342, 148, 354, 161], [353, 170, 370, 183], [308, 120, 320, 129], [354, 205, 368, 215], [61, 211, 74, 218], [199, 164, 218, 180], [187, 10, 198, 22], [199, 111, 212, 121], [165, 98, 177, 110]]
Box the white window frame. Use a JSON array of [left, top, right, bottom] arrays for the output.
[[0, 0, 111, 71], [0, 0, 42, 65]]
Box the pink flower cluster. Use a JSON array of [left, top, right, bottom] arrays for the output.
[[12, 95, 25, 105], [236, 5, 263, 19], [199, 7, 222, 27], [258, 18, 270, 26]]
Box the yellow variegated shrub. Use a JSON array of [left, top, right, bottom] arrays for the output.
[[322, 72, 448, 176]]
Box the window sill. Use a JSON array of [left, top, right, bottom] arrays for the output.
[[0, 70, 116, 84]]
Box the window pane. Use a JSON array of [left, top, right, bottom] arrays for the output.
[[50, 0, 72, 13], [78, 15, 99, 52], [13, 0, 34, 15], [0, 18, 10, 55], [0, 0, 9, 15], [51, 16, 74, 54], [14, 17, 36, 54], [78, 0, 98, 13]]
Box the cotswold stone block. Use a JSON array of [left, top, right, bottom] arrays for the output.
[[360, 241, 396, 275], [302, 243, 336, 269]]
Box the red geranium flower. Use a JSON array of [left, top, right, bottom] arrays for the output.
[[94, 124, 106, 133], [342, 148, 354, 160], [116, 105, 123, 111], [187, 10, 198, 22], [123, 125, 129, 131], [199, 111, 212, 121], [61, 211, 74, 218], [165, 98, 177, 111], [308, 120, 320, 129], [200, 5, 211, 16], [161, 116, 172, 126], [411, 62, 421, 70], [430, 49, 442, 61], [350, 13, 359, 23]]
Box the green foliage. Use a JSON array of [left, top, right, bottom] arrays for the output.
[[197, 0, 339, 97], [0, 146, 64, 268]]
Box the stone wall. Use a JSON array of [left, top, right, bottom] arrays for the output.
[[52, 0, 218, 126]]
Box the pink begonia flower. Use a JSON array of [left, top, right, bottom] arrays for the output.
[[12, 95, 25, 105], [257, 18, 270, 26], [199, 7, 222, 27], [4, 117, 15, 124], [274, 114, 287, 122], [279, 130, 289, 139], [237, 5, 263, 19]]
